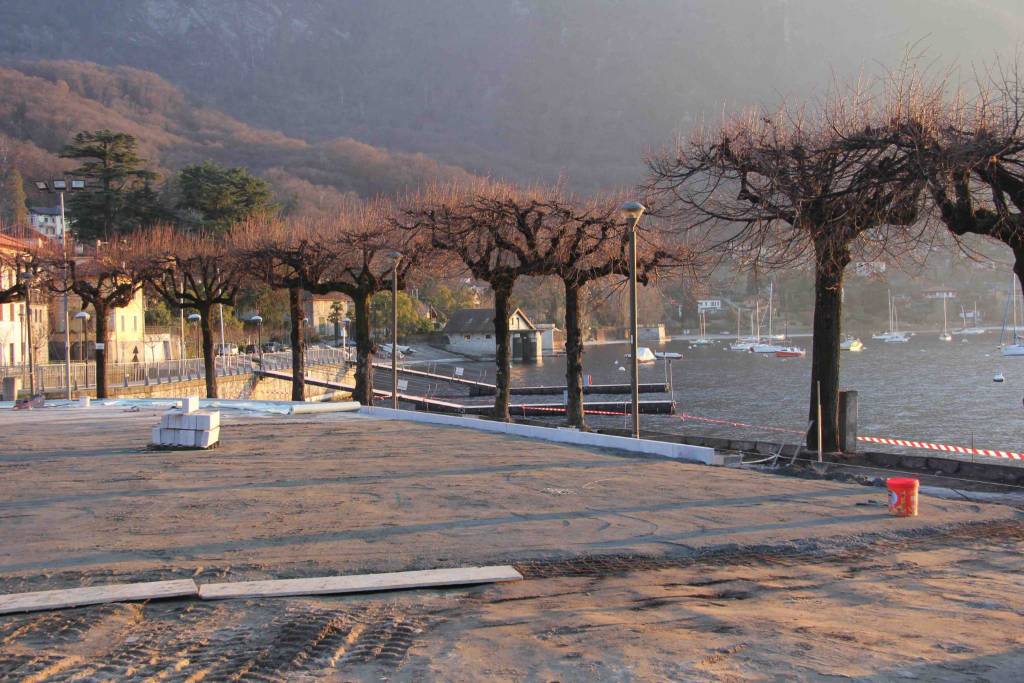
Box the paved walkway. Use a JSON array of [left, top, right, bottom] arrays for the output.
[[1, 406, 1021, 681]]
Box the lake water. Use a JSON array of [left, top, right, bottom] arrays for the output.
[[423, 334, 1024, 453]]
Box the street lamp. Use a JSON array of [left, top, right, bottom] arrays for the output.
[[187, 312, 201, 361], [249, 315, 263, 361], [18, 271, 35, 396], [74, 311, 91, 388], [341, 316, 351, 358], [34, 177, 84, 399], [387, 251, 402, 409], [620, 201, 646, 439]]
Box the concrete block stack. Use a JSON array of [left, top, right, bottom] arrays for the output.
[[150, 397, 221, 449]]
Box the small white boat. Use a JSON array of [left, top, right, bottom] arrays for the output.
[[625, 346, 657, 363], [729, 338, 757, 351], [999, 274, 1024, 356], [654, 350, 683, 359], [690, 309, 714, 346], [994, 371, 1005, 383], [956, 302, 986, 334], [939, 296, 952, 341], [874, 291, 911, 342], [750, 342, 786, 353], [840, 336, 864, 352]]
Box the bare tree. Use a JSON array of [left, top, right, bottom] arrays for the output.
[[647, 93, 925, 452], [314, 197, 430, 406], [129, 226, 245, 398], [34, 240, 141, 398], [402, 181, 567, 420], [235, 216, 341, 401], [888, 60, 1024, 299]]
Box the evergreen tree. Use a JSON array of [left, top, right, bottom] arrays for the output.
[[60, 130, 158, 240], [0, 168, 28, 229], [175, 161, 275, 235]]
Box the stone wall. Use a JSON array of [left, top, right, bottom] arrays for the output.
[[59, 364, 355, 402]]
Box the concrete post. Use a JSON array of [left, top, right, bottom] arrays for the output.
[[838, 390, 858, 453]]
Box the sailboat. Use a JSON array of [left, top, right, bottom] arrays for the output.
[[690, 308, 715, 346], [872, 290, 911, 342], [1000, 274, 1024, 356], [751, 282, 788, 353], [955, 302, 986, 335], [729, 307, 758, 351], [939, 295, 952, 342]]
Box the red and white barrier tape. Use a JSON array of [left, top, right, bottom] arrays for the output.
[[519, 405, 628, 416], [857, 436, 1024, 461], [678, 412, 806, 435]]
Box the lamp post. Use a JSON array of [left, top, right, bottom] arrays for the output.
[[341, 316, 350, 360], [388, 252, 402, 409], [74, 310, 90, 389], [18, 271, 35, 396], [249, 315, 263, 362], [187, 312, 201, 366], [34, 178, 83, 398], [619, 201, 646, 438]]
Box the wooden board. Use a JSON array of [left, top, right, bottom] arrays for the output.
[[198, 565, 523, 600], [0, 579, 199, 615]]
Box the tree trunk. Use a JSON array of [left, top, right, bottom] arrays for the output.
[[806, 245, 850, 453], [1013, 245, 1024, 309], [563, 279, 587, 430], [199, 304, 217, 398], [492, 282, 513, 421], [352, 289, 374, 406], [288, 286, 305, 402], [94, 302, 108, 398]]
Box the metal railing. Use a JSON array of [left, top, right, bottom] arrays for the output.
[[0, 346, 349, 393]]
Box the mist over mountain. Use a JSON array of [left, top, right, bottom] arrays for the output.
[[1, 0, 1022, 188]]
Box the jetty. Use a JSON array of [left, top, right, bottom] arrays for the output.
[[258, 370, 675, 415]]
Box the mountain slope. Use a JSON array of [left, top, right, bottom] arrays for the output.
[[1, 0, 1021, 188], [0, 60, 474, 210]]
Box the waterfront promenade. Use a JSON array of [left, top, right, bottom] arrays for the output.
[[0, 405, 1021, 680]]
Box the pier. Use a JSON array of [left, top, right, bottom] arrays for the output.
[[258, 370, 675, 415]]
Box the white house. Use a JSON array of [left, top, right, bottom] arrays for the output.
[[28, 207, 66, 242], [443, 308, 541, 361]]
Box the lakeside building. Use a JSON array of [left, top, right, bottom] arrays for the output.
[[443, 307, 541, 361], [0, 233, 49, 366], [28, 207, 67, 242], [535, 323, 565, 354], [49, 288, 149, 364]]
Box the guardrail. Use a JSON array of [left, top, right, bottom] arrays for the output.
[[0, 346, 350, 393]]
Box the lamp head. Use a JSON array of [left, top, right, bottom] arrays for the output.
[[619, 201, 647, 221], [187, 312, 202, 323], [74, 311, 91, 320], [249, 315, 263, 324], [34, 181, 49, 192]]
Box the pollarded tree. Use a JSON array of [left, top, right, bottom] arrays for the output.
[[401, 181, 573, 421], [888, 62, 1024, 301], [236, 215, 343, 401], [130, 226, 246, 398], [314, 197, 429, 406], [34, 239, 141, 398], [647, 94, 925, 453], [543, 194, 699, 430]]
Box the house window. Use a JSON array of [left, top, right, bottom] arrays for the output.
[[464, 334, 471, 340], [485, 334, 492, 339], [133, 316, 137, 331]]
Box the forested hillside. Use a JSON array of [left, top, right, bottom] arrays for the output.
[[1, 0, 1021, 187], [0, 61, 474, 212]]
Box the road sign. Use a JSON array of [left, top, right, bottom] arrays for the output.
[[697, 299, 721, 311]]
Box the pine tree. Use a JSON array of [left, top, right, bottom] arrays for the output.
[[175, 161, 275, 235], [60, 130, 158, 240]]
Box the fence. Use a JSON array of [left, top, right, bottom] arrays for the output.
[[0, 346, 349, 393]]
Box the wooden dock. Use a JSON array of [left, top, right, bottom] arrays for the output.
[[370, 363, 667, 396], [258, 371, 674, 415]]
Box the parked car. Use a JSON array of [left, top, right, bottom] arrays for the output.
[[216, 343, 239, 356]]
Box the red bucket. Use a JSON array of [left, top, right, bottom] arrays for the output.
[[886, 478, 919, 517]]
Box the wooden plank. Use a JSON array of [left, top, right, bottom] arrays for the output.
[[199, 565, 523, 600], [0, 579, 198, 615]]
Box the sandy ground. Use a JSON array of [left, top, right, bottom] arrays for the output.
[[0, 405, 1021, 681]]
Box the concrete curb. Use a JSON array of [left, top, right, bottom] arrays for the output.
[[360, 406, 721, 465]]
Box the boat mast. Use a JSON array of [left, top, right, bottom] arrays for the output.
[[942, 295, 948, 335], [768, 281, 774, 339]]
